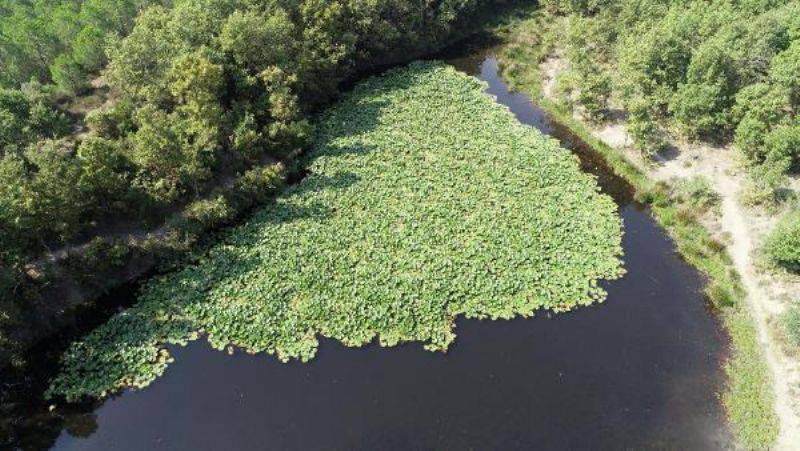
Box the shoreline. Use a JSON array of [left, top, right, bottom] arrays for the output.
[[492, 27, 794, 446]]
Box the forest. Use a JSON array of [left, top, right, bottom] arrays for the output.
[[541, 0, 799, 169]]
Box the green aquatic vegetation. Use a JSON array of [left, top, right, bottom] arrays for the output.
[[47, 61, 624, 401]]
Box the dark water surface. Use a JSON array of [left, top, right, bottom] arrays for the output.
[[4, 39, 732, 450]]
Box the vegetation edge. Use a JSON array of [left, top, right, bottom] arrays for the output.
[[494, 46, 779, 448]]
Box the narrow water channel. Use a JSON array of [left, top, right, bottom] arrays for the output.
[[3, 39, 732, 450]]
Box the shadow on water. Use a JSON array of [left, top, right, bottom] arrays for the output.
[[2, 34, 732, 450], [0, 279, 140, 450]]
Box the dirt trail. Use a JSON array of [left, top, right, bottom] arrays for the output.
[[541, 57, 800, 448], [655, 146, 800, 449]]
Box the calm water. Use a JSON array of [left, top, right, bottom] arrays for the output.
[[2, 39, 732, 450]]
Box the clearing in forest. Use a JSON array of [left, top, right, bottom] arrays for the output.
[[48, 61, 624, 401]]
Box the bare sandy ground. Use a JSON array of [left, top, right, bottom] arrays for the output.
[[541, 56, 800, 449]]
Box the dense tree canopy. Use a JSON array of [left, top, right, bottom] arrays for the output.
[[545, 0, 800, 175], [0, 0, 161, 92]]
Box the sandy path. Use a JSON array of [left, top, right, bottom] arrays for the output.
[[540, 57, 800, 448], [655, 147, 800, 449]]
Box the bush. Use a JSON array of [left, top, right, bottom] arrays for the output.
[[184, 195, 233, 230], [741, 164, 792, 208], [784, 305, 800, 348], [669, 82, 725, 138], [85, 101, 136, 138], [763, 123, 800, 172], [672, 176, 720, 214], [165, 163, 286, 247], [669, 40, 737, 138], [25, 139, 86, 240], [706, 279, 736, 308], [64, 237, 132, 286], [0, 87, 70, 150], [764, 209, 800, 271], [626, 98, 665, 155], [50, 54, 89, 94], [76, 137, 133, 212], [575, 71, 611, 120], [230, 163, 286, 207]]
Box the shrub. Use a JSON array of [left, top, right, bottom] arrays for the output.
[[741, 164, 792, 208], [669, 82, 727, 138], [48, 63, 624, 400], [575, 71, 612, 120], [706, 279, 736, 308], [230, 163, 286, 207], [25, 139, 86, 240], [82, 238, 130, 271], [76, 137, 133, 212], [184, 195, 233, 230], [763, 123, 800, 173], [672, 176, 721, 214], [66, 237, 132, 285], [627, 98, 665, 156], [669, 39, 738, 138], [764, 209, 800, 271], [85, 101, 136, 138], [50, 54, 89, 94]]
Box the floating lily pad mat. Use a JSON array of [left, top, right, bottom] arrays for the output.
[[48, 61, 624, 400]]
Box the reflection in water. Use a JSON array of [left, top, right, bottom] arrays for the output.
[[3, 36, 731, 450]]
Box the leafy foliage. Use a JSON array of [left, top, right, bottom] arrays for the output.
[[47, 62, 624, 400], [764, 209, 800, 272]]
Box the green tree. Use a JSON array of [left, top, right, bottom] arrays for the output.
[[0, 89, 30, 150], [0, 153, 34, 257], [763, 122, 800, 172], [770, 40, 800, 108], [219, 8, 295, 73], [734, 83, 792, 164], [105, 5, 179, 102], [765, 209, 800, 271], [25, 139, 85, 240], [50, 53, 88, 93], [72, 25, 107, 71], [130, 106, 190, 203], [76, 136, 132, 211], [669, 41, 738, 138]]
